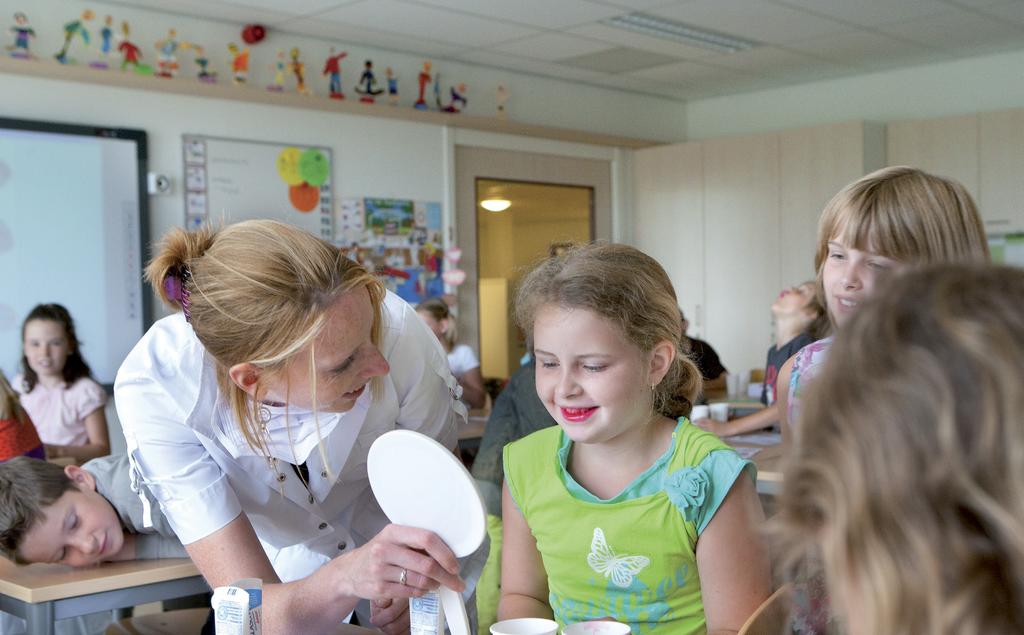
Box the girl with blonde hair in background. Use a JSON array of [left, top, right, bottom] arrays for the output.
[[499, 243, 770, 634], [776, 264, 1024, 635], [416, 297, 487, 409], [115, 220, 485, 634], [776, 166, 989, 633]]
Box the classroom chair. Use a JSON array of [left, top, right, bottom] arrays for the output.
[[737, 584, 792, 635], [104, 608, 210, 635]]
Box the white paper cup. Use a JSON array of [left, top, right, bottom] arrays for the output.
[[710, 403, 729, 422], [562, 621, 631, 634], [690, 405, 710, 421], [726, 372, 740, 397], [490, 618, 560, 635]]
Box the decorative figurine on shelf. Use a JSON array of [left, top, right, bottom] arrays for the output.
[[6, 12, 35, 59], [289, 47, 310, 95], [227, 42, 249, 84], [442, 82, 467, 113], [91, 14, 113, 68], [355, 59, 384, 103], [116, 20, 145, 73], [385, 66, 399, 106], [54, 9, 94, 64], [154, 28, 189, 78], [322, 47, 347, 99], [496, 83, 509, 119], [267, 48, 286, 92], [433, 70, 444, 110], [414, 60, 432, 110], [192, 45, 216, 83]]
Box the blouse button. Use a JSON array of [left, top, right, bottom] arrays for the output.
[[338, 541, 347, 550], [320, 470, 328, 478], [318, 522, 328, 530], [276, 473, 286, 482], [308, 494, 315, 504]]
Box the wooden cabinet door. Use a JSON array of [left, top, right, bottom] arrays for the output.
[[980, 109, 1024, 233], [633, 142, 706, 337], [887, 114, 980, 201], [779, 122, 882, 287], [702, 134, 780, 375]]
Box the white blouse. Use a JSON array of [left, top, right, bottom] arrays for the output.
[[114, 291, 467, 583]]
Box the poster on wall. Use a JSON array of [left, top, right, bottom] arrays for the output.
[[989, 233, 1024, 268], [336, 197, 444, 303], [182, 135, 333, 240]]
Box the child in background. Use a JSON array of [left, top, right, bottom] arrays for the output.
[[0, 454, 186, 565], [416, 297, 487, 409], [695, 281, 826, 437], [500, 243, 770, 634], [776, 265, 1024, 635], [0, 372, 43, 461], [776, 166, 990, 635], [15, 304, 110, 462], [778, 166, 989, 440]]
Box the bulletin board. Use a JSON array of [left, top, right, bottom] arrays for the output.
[[182, 134, 333, 240], [336, 197, 444, 303]]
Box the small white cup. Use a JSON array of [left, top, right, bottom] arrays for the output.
[[562, 621, 632, 635], [726, 373, 740, 397], [690, 405, 710, 421], [710, 403, 729, 422], [490, 618, 560, 635]]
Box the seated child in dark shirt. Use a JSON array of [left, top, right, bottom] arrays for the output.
[[0, 454, 185, 565]]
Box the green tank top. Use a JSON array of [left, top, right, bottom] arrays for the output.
[[504, 420, 748, 634]]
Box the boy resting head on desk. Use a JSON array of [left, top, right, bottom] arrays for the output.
[[0, 454, 186, 566]]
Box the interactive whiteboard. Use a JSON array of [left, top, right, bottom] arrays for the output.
[[0, 117, 148, 384]]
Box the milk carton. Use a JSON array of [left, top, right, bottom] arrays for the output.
[[212, 578, 263, 635]]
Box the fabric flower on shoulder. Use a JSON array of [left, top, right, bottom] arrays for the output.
[[665, 466, 709, 522]]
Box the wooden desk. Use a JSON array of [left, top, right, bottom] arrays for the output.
[[0, 558, 208, 635], [727, 433, 784, 496]]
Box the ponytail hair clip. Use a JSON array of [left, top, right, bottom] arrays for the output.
[[163, 266, 193, 323]]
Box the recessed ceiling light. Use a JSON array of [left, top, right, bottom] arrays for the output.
[[602, 13, 758, 54], [480, 198, 511, 212]]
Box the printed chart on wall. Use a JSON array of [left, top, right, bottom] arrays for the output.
[[182, 135, 332, 240], [336, 197, 444, 303]]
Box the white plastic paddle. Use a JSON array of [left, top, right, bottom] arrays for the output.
[[367, 429, 486, 635]]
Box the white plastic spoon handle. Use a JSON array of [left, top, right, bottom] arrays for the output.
[[440, 584, 470, 635]]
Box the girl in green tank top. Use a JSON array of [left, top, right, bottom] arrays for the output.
[[499, 243, 771, 634]]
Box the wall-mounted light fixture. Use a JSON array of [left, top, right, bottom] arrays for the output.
[[480, 198, 512, 212]]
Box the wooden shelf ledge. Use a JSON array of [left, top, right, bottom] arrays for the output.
[[0, 56, 658, 148]]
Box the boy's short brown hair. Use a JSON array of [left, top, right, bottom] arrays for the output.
[[0, 457, 76, 563]]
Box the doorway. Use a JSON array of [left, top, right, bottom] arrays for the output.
[[455, 145, 613, 382], [476, 178, 593, 379]]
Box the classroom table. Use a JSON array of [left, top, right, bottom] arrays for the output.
[[728, 432, 785, 496], [0, 558, 208, 635]]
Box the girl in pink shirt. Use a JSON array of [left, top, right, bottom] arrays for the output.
[[15, 304, 109, 462]]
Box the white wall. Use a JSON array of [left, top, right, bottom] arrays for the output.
[[686, 48, 1024, 139], [1, 0, 686, 142]]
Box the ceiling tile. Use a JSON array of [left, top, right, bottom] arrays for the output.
[[311, 0, 541, 48], [491, 33, 615, 61], [566, 23, 723, 59], [559, 46, 683, 72], [410, 0, 625, 29], [875, 7, 1024, 50], [218, 0, 361, 17], [703, 46, 845, 76], [769, 0, 953, 27], [786, 30, 949, 69], [592, 0, 686, 10], [647, 0, 854, 44], [279, 15, 467, 57], [628, 59, 749, 82], [967, 1, 1024, 26]]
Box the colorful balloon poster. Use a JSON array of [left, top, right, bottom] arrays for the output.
[[182, 135, 332, 239]]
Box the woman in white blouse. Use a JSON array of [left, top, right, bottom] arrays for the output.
[[115, 220, 482, 634]]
